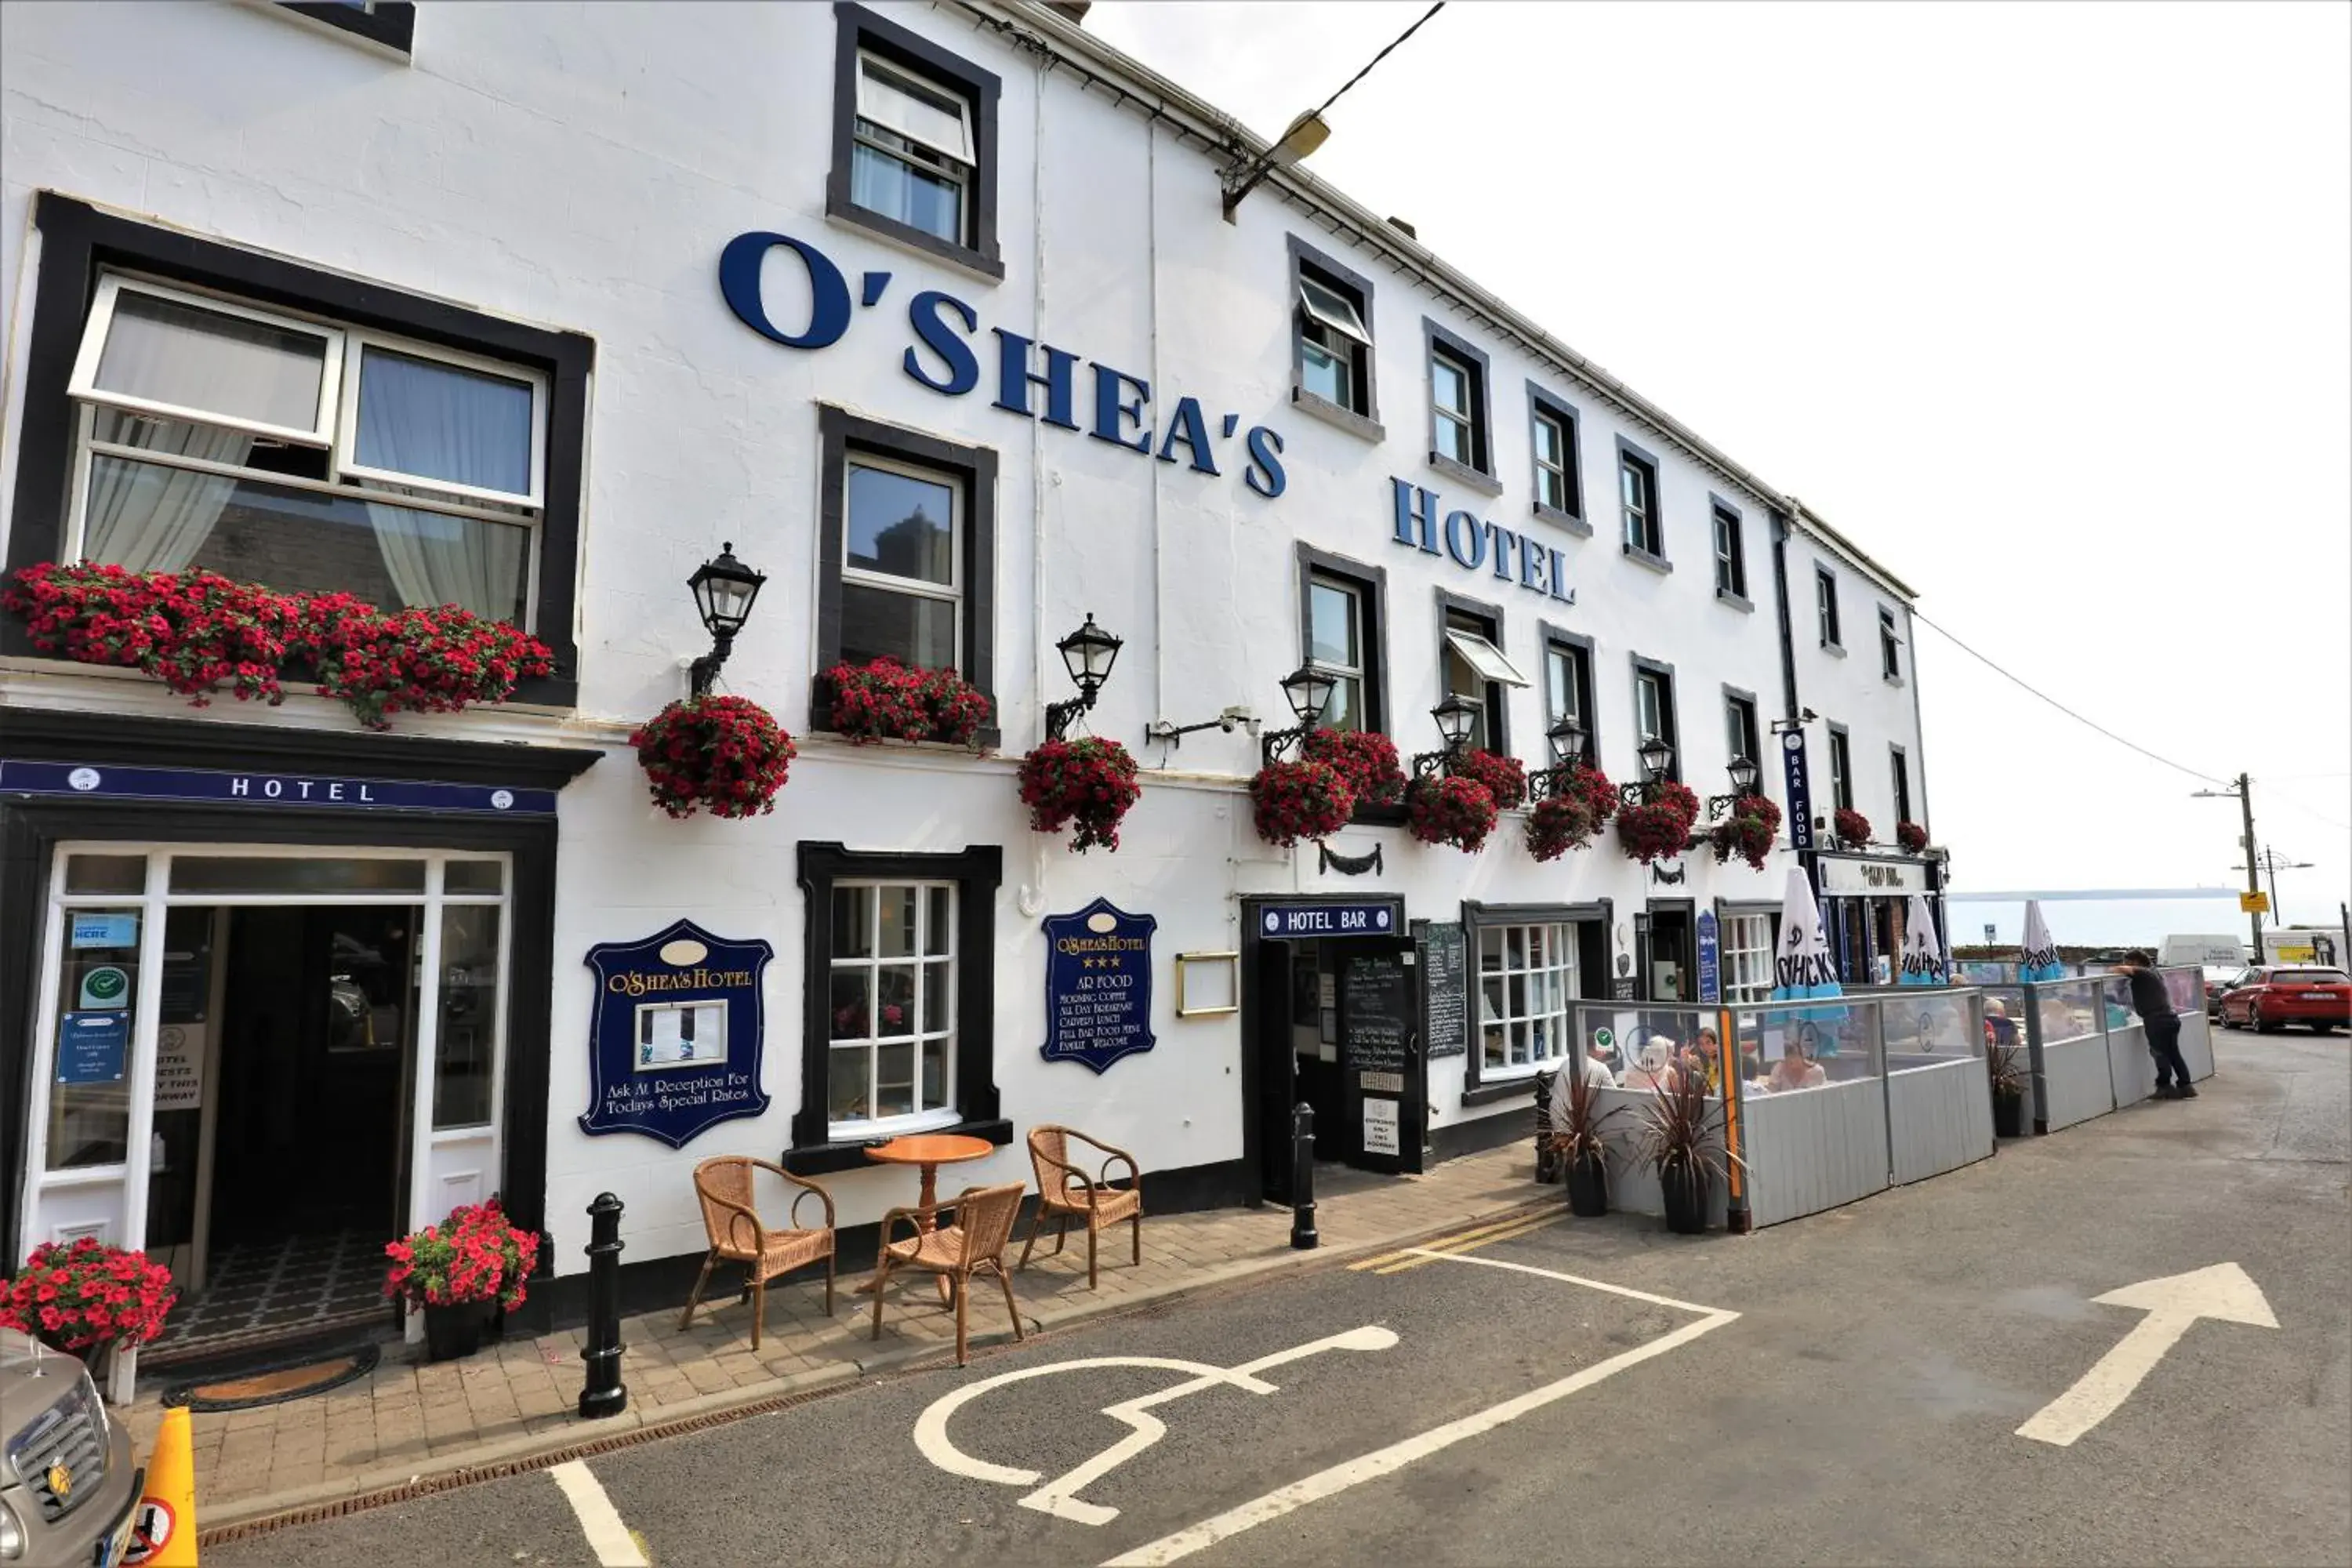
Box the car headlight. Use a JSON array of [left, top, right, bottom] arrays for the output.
[[0, 1498, 24, 1560]]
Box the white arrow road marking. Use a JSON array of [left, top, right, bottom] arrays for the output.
[[548, 1460, 648, 1567], [913, 1327, 1399, 1526], [2016, 1261, 2278, 1448], [1102, 1251, 1737, 1567]]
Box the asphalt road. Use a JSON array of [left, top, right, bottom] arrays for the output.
[[216, 1033, 2351, 1567]]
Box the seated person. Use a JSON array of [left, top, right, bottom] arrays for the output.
[[1577, 1038, 1617, 1089], [1763, 1035, 1828, 1093], [1983, 996, 2020, 1047], [1683, 1027, 1724, 1094], [1621, 1037, 1680, 1092]]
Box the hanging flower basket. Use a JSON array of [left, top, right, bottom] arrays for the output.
[[1525, 795, 1597, 862], [2, 562, 553, 731], [1455, 749, 1529, 811], [1407, 775, 1501, 852], [1615, 781, 1701, 864], [1250, 759, 1356, 848], [1561, 762, 1620, 825], [630, 695, 797, 819], [1707, 793, 1784, 871], [1833, 808, 1874, 851], [1896, 819, 1929, 855], [1300, 728, 1406, 806], [1018, 736, 1142, 852], [821, 656, 992, 746], [0, 1237, 178, 1354]]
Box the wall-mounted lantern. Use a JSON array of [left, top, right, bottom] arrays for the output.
[[687, 543, 765, 698], [1044, 612, 1122, 740]]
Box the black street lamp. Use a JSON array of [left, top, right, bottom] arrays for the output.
[[1044, 612, 1123, 740], [1617, 734, 1679, 808], [1526, 715, 1588, 801], [1706, 756, 1766, 822], [686, 543, 765, 698], [1412, 694, 1480, 779], [1259, 662, 1338, 765]]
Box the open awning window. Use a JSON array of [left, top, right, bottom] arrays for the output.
[[1298, 275, 1372, 346], [856, 53, 975, 165], [1444, 627, 1530, 687]]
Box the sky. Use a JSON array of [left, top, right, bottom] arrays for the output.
[[1084, 0, 2352, 935]]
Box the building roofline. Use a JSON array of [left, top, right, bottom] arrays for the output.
[[962, 0, 1920, 601]]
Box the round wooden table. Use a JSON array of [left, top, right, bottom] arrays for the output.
[[860, 1133, 995, 1301]]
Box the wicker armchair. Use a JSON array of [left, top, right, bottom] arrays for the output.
[[1018, 1123, 1143, 1289], [681, 1156, 836, 1351], [869, 1181, 1027, 1367]]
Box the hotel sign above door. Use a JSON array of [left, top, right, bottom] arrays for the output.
[[0, 760, 557, 815]]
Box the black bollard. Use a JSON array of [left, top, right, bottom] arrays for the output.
[[578, 1192, 628, 1419], [1532, 1069, 1559, 1185], [1289, 1102, 1319, 1250]]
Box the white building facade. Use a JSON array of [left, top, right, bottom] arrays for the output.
[[0, 0, 1933, 1346]]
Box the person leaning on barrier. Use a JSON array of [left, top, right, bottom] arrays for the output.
[[2115, 949, 2197, 1100]]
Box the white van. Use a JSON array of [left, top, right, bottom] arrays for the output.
[[2263, 928, 2343, 967], [2158, 934, 2249, 968]]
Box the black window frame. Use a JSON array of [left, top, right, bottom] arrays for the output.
[[1878, 605, 1904, 683], [1287, 236, 1381, 440], [1459, 898, 1611, 1102], [1711, 493, 1750, 607], [1436, 589, 1510, 757], [1817, 565, 1844, 650], [786, 842, 1008, 1174], [1890, 744, 1912, 825], [827, 2, 1005, 281], [1541, 622, 1598, 769], [1722, 686, 1762, 785], [1298, 543, 1389, 737], [1526, 383, 1587, 534], [1629, 653, 1682, 784], [2, 193, 589, 705], [814, 405, 1000, 742], [1828, 722, 1854, 811], [1421, 319, 1500, 495], [275, 1, 415, 54], [1616, 436, 1668, 571]]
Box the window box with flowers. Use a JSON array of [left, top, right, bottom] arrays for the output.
[[1833, 808, 1874, 851], [1454, 749, 1529, 811], [1301, 728, 1407, 810], [1896, 820, 1929, 855], [819, 655, 993, 748], [0, 1237, 177, 1382]]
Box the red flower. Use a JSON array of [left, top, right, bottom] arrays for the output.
[[1454, 750, 1528, 811], [1833, 808, 1874, 851], [1249, 760, 1355, 848], [1524, 796, 1597, 862], [1406, 775, 1500, 852], [1299, 729, 1406, 806], [1896, 819, 1929, 855], [1615, 782, 1702, 864], [629, 695, 797, 819], [1, 1239, 179, 1349], [1018, 738, 1141, 852], [1707, 793, 1784, 871], [821, 657, 993, 747]]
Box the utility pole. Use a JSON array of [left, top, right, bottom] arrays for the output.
[[2192, 773, 2263, 959], [2234, 846, 2314, 926]]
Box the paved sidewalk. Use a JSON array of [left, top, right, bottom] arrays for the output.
[[117, 1142, 1544, 1532]]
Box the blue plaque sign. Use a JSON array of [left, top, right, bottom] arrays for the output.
[[1258, 902, 1397, 939], [580, 920, 771, 1147], [0, 760, 556, 815], [1779, 731, 1816, 851], [1041, 898, 1157, 1074], [56, 1011, 129, 1085], [1696, 910, 1722, 1005]]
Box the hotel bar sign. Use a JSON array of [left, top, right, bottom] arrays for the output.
[[0, 760, 557, 815]]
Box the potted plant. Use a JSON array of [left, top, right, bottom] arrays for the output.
[[1896, 819, 1929, 855], [1707, 793, 1784, 870], [0, 1237, 177, 1381], [1017, 736, 1142, 851], [1249, 758, 1356, 847], [1406, 774, 1500, 852], [1987, 1035, 2028, 1138], [1454, 749, 1528, 811], [1300, 728, 1406, 807], [1636, 1073, 1734, 1235], [630, 694, 797, 818], [1832, 808, 1874, 851], [820, 655, 992, 746], [1548, 1066, 1628, 1217], [1524, 795, 1597, 862], [1615, 781, 1700, 864], [385, 1200, 541, 1362]]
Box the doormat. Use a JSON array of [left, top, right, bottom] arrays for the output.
[[162, 1342, 380, 1414]]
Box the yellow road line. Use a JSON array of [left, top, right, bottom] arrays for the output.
[[1346, 1208, 1553, 1272], [1370, 1211, 1563, 1274]]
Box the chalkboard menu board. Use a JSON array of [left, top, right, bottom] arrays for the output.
[[1417, 920, 1468, 1058], [1341, 953, 1412, 1078]]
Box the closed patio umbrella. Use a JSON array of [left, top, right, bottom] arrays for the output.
[[1896, 891, 1948, 986], [1769, 868, 1848, 1036], [2020, 899, 2067, 982]]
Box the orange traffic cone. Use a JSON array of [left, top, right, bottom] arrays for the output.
[[124, 1403, 197, 1566]]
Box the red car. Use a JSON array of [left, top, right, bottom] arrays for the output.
[[2218, 967, 2351, 1034]]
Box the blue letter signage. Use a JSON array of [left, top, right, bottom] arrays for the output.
[[1041, 898, 1157, 1074], [0, 760, 554, 815], [581, 920, 772, 1148], [1779, 730, 1816, 851], [1390, 478, 1575, 606], [1696, 909, 1722, 1005]]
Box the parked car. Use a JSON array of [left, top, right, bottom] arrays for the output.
[[0, 1328, 140, 1568], [2204, 964, 2256, 1018], [2217, 967, 2352, 1034]]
